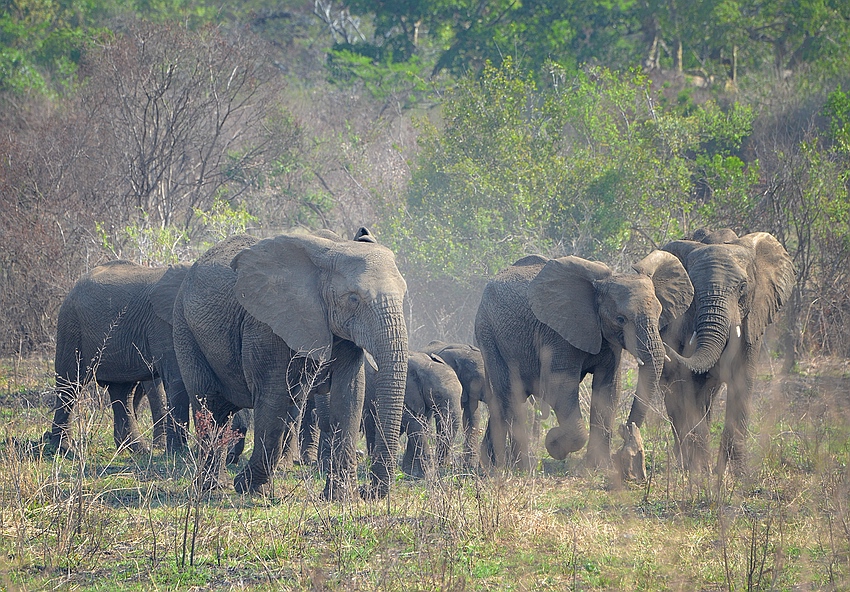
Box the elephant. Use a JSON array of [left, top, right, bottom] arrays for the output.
[[364, 350, 462, 478], [172, 228, 409, 499], [421, 341, 488, 466], [473, 250, 694, 471], [47, 260, 190, 454], [659, 230, 795, 474]]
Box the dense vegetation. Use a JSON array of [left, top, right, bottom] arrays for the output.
[[2, 0, 849, 359]]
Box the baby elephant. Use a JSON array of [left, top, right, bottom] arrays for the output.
[[421, 341, 488, 467], [364, 351, 463, 478]]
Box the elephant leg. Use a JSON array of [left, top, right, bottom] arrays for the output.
[[298, 397, 320, 465], [109, 382, 149, 454], [47, 376, 79, 452], [433, 408, 453, 467], [235, 395, 300, 495], [192, 391, 242, 491], [480, 342, 526, 470], [143, 379, 168, 449], [585, 359, 620, 467], [165, 377, 190, 453], [279, 400, 305, 470], [717, 349, 757, 475], [462, 398, 481, 468], [322, 341, 365, 501], [226, 408, 251, 465], [401, 411, 430, 478], [664, 370, 713, 472], [544, 387, 586, 461]]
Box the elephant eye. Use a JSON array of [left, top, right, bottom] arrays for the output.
[[347, 293, 361, 306], [616, 315, 627, 326]]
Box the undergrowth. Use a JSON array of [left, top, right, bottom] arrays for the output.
[[0, 356, 848, 590]]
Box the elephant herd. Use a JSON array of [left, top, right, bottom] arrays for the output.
[[44, 226, 794, 500]]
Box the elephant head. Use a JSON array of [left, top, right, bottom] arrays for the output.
[[662, 232, 795, 375], [231, 231, 409, 498], [528, 251, 693, 460]]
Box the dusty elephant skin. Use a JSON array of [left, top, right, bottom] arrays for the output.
[[421, 341, 488, 467], [364, 350, 462, 478], [474, 251, 693, 472], [172, 229, 409, 500], [48, 260, 190, 454], [661, 230, 795, 474]]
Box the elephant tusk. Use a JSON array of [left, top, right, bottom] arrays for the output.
[[665, 354, 671, 362], [636, 358, 644, 366], [736, 325, 741, 338], [689, 331, 697, 345], [364, 351, 379, 372]]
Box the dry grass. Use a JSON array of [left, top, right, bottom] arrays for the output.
[[0, 355, 848, 591]]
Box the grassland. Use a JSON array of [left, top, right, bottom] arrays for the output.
[[0, 355, 848, 591]]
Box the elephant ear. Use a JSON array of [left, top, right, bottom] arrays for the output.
[[149, 264, 190, 325], [427, 352, 449, 366], [734, 232, 795, 344], [232, 234, 333, 362], [633, 250, 694, 328], [661, 239, 703, 268], [528, 256, 612, 355]]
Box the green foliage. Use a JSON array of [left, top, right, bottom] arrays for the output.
[[0, 0, 97, 94], [97, 212, 190, 266], [824, 87, 850, 156], [385, 60, 758, 285], [326, 46, 431, 105], [194, 195, 258, 243]]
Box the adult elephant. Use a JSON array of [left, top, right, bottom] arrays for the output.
[[172, 229, 409, 500], [47, 260, 190, 454], [364, 350, 462, 478], [474, 251, 693, 471], [421, 341, 488, 466], [660, 231, 794, 473]]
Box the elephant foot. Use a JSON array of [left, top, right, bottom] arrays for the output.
[[117, 438, 151, 455], [359, 482, 389, 501], [321, 475, 357, 501], [545, 425, 587, 460], [196, 471, 228, 493], [43, 430, 73, 456], [401, 462, 426, 480], [583, 449, 613, 469], [225, 439, 246, 465], [233, 466, 272, 495]]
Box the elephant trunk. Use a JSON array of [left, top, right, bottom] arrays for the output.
[[626, 316, 665, 428], [363, 296, 408, 498], [669, 289, 732, 374]]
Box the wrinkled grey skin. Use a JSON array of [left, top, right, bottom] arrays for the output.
[[48, 260, 190, 454], [661, 230, 795, 474], [172, 229, 408, 500], [474, 251, 693, 471], [364, 351, 462, 478], [421, 341, 488, 467]]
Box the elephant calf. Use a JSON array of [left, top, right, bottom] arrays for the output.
[[364, 351, 462, 478], [421, 341, 488, 467]]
